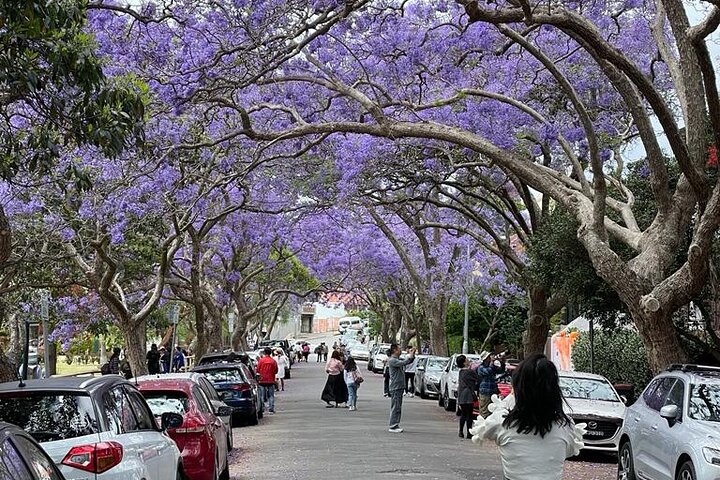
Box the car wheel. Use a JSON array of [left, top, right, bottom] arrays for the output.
[[676, 461, 696, 480], [176, 465, 187, 480], [443, 388, 454, 411], [247, 408, 259, 426], [617, 441, 636, 480], [367, 361, 373, 371], [230, 412, 241, 428], [420, 384, 428, 400], [227, 429, 234, 451], [438, 390, 444, 407]]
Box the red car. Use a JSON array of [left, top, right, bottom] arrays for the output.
[[137, 377, 231, 480]]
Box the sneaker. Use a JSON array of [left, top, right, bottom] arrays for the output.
[[383, 393, 389, 397], [409, 393, 415, 398], [325, 403, 335, 408], [349, 406, 356, 411], [388, 427, 404, 433], [268, 410, 275, 414]]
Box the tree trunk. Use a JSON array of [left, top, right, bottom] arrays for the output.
[[120, 321, 147, 377], [201, 292, 225, 353], [631, 304, 688, 373], [0, 347, 16, 382], [423, 296, 448, 356], [0, 205, 11, 265], [523, 287, 550, 357]]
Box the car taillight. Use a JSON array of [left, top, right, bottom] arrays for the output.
[[231, 383, 252, 392], [174, 415, 206, 434], [62, 442, 123, 474]]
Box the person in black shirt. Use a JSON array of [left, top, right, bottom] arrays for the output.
[[457, 354, 481, 439], [146, 344, 161, 374]]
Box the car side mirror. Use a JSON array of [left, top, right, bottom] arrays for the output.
[[216, 405, 233, 417], [161, 412, 184, 430], [660, 404, 679, 425]]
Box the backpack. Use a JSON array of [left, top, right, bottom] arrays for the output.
[[100, 362, 111, 375]]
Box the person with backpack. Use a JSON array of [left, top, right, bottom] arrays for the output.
[[344, 357, 363, 411], [101, 347, 121, 375]]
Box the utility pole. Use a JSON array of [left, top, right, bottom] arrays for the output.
[[40, 290, 50, 378], [169, 303, 180, 357], [462, 244, 470, 354]]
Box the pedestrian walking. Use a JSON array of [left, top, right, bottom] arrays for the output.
[[103, 347, 121, 375], [477, 351, 505, 418], [256, 347, 278, 414], [343, 357, 363, 411], [321, 343, 329, 362], [470, 354, 584, 480], [274, 349, 288, 391], [321, 350, 348, 408], [387, 344, 416, 433], [171, 345, 186, 372], [146, 344, 161, 375], [314, 345, 322, 362], [160, 347, 170, 373], [302, 343, 310, 362], [456, 354, 480, 439], [404, 355, 418, 397]]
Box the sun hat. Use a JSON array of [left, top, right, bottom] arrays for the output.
[[479, 351, 491, 362]]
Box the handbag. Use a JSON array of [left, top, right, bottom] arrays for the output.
[[353, 370, 364, 384]]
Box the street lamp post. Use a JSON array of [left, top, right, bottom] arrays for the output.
[[169, 303, 179, 354], [462, 244, 470, 354]]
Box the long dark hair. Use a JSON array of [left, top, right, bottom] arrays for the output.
[[345, 357, 357, 372], [502, 354, 571, 438]]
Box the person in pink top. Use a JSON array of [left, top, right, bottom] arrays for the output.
[[321, 350, 348, 408]]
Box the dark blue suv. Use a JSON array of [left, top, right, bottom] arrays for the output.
[[192, 362, 263, 426]]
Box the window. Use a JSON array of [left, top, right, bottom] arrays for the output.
[[101, 391, 123, 434], [125, 389, 156, 430], [645, 378, 676, 411], [193, 386, 212, 414], [142, 391, 189, 417], [202, 368, 244, 385], [0, 392, 98, 442], [689, 383, 720, 422], [665, 380, 685, 412], [13, 436, 63, 480], [198, 378, 220, 402], [559, 377, 620, 402], [108, 386, 137, 432]]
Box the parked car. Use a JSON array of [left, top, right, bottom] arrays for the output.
[[197, 351, 257, 376], [136, 377, 231, 480], [348, 343, 370, 362], [192, 362, 263, 426], [0, 376, 183, 480], [558, 370, 625, 452], [368, 344, 391, 373], [135, 372, 234, 450], [617, 364, 720, 480], [256, 340, 293, 365], [438, 353, 483, 411], [0, 421, 68, 480], [338, 316, 363, 334], [414, 356, 449, 399]]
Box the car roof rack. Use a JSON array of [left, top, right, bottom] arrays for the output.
[[666, 364, 720, 373]]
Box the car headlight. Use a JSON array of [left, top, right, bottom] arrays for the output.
[[426, 375, 439, 383], [703, 447, 720, 465]]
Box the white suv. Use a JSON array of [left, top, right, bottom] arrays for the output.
[[618, 364, 720, 480], [0, 376, 183, 480], [439, 354, 482, 411]]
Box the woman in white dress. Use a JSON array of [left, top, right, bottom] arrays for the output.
[[274, 349, 288, 391], [470, 354, 585, 480]]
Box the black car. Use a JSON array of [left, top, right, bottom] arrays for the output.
[[414, 356, 450, 399], [0, 421, 67, 480], [192, 362, 264, 426]]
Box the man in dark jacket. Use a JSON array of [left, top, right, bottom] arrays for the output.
[[108, 347, 121, 375], [256, 348, 278, 414], [146, 344, 161, 374], [160, 347, 170, 373]]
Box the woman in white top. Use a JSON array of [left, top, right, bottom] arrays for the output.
[[274, 350, 288, 391], [470, 354, 585, 480]]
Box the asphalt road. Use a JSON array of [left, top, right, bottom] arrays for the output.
[[226, 353, 617, 480]]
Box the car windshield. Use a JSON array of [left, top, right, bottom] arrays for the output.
[[0, 392, 98, 442], [689, 383, 720, 422], [426, 359, 448, 371], [201, 368, 245, 384], [142, 391, 189, 417], [559, 377, 619, 402]]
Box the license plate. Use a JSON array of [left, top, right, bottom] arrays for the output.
[[584, 431, 605, 437]]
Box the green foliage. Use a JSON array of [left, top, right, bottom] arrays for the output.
[[445, 293, 526, 356], [0, 0, 145, 180], [571, 329, 653, 392]]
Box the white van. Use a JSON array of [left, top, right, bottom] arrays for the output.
[[338, 316, 363, 333]]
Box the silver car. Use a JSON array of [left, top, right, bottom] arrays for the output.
[[414, 356, 449, 399], [618, 364, 720, 480], [558, 371, 625, 452]]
